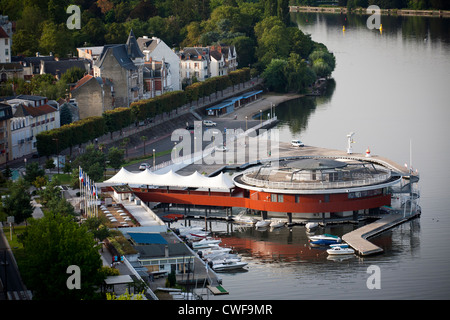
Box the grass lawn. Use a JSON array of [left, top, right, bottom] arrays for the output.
[[51, 173, 72, 184], [2, 225, 27, 266]]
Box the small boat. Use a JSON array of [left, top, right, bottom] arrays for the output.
[[233, 213, 257, 225], [192, 238, 222, 249], [255, 220, 271, 228], [329, 243, 349, 248], [308, 234, 341, 245], [199, 245, 232, 258], [270, 220, 285, 229], [326, 246, 355, 255], [212, 260, 248, 272], [305, 222, 319, 230]]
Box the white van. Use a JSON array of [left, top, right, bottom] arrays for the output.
[[203, 120, 217, 127], [291, 140, 304, 147]]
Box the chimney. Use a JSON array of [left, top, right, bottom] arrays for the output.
[[164, 245, 169, 258]]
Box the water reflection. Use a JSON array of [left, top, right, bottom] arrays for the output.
[[291, 12, 450, 44]]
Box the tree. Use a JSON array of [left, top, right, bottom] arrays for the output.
[[60, 104, 73, 126], [1, 178, 34, 224], [39, 21, 73, 57], [60, 67, 86, 85], [140, 136, 148, 156], [19, 212, 104, 300], [262, 59, 288, 92], [73, 144, 106, 181], [24, 162, 45, 185], [107, 147, 124, 172]]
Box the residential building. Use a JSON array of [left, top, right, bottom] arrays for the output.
[[92, 30, 144, 108], [40, 59, 90, 80], [179, 45, 238, 85], [0, 103, 12, 165], [0, 62, 25, 83], [179, 47, 210, 85], [70, 74, 114, 119], [6, 95, 60, 159], [137, 36, 181, 93], [0, 26, 11, 63], [76, 46, 104, 64], [142, 60, 168, 99]]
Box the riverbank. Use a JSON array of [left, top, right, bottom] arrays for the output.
[[290, 6, 450, 18]]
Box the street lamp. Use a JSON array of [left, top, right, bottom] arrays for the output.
[[260, 110, 262, 124], [52, 138, 59, 175], [153, 149, 156, 168], [245, 116, 248, 131]]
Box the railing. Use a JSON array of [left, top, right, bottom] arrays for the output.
[[241, 169, 392, 190]]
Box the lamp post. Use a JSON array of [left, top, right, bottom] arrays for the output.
[[245, 116, 248, 131], [260, 110, 262, 124], [52, 138, 59, 175], [153, 149, 156, 168]]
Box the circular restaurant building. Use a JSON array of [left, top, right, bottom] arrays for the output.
[[232, 157, 403, 220]]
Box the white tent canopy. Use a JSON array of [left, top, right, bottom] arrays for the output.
[[104, 168, 235, 190]]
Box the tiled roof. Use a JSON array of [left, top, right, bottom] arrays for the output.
[[0, 26, 9, 38], [14, 104, 57, 118], [71, 74, 93, 91]]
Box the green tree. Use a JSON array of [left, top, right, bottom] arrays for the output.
[[39, 21, 73, 57], [107, 147, 125, 172], [19, 212, 104, 300], [60, 67, 86, 85], [1, 178, 34, 224], [73, 144, 106, 181], [262, 59, 288, 92], [24, 162, 45, 185]]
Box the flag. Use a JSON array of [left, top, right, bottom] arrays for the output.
[[79, 167, 84, 182]]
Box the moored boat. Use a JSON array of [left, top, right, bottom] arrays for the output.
[[191, 237, 222, 249], [326, 246, 355, 255], [306, 222, 319, 230], [232, 212, 257, 225], [270, 219, 285, 228], [212, 260, 248, 272], [255, 219, 271, 228], [308, 233, 341, 245]]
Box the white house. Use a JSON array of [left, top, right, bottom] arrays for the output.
[[137, 36, 181, 93], [179, 47, 210, 85], [6, 95, 60, 158], [0, 26, 11, 63]]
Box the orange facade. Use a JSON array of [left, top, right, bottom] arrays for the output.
[[132, 187, 391, 214]]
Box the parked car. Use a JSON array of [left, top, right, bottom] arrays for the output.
[[291, 140, 304, 147], [203, 120, 217, 127], [186, 125, 195, 133], [139, 163, 150, 170], [214, 144, 227, 152]]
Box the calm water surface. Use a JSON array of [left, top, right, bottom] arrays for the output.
[[196, 13, 450, 300]]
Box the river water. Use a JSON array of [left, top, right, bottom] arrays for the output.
[[186, 12, 450, 300]]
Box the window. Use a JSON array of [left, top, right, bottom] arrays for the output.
[[295, 195, 300, 203], [271, 194, 277, 202], [278, 194, 284, 202]]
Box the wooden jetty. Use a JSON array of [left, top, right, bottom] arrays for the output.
[[343, 211, 420, 256]]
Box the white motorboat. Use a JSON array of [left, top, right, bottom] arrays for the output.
[[329, 243, 349, 248], [199, 245, 232, 258], [192, 238, 222, 249], [308, 234, 341, 245], [326, 246, 355, 255], [270, 220, 285, 229], [255, 220, 271, 228], [305, 222, 319, 230], [232, 213, 257, 225], [212, 260, 248, 272], [209, 257, 242, 265]]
